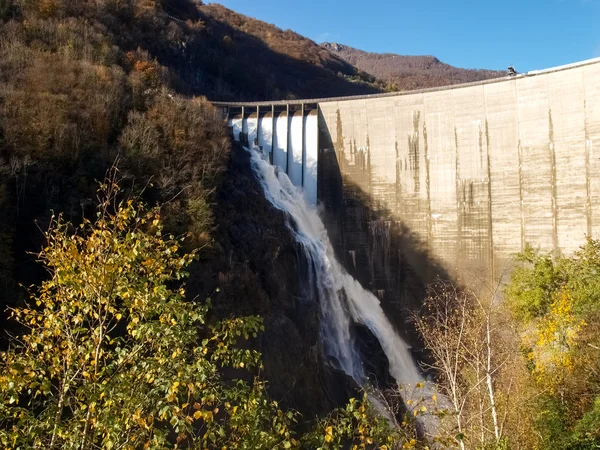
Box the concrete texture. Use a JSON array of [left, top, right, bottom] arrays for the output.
[[318, 59, 600, 293]]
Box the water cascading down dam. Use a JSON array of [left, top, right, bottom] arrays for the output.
[[216, 56, 600, 434], [244, 137, 439, 435]]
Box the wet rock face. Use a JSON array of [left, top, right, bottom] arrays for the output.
[[352, 323, 393, 390], [187, 142, 351, 419]]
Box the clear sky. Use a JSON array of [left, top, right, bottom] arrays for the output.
[[207, 0, 600, 72]]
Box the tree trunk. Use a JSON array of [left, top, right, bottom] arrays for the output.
[[485, 315, 500, 441]]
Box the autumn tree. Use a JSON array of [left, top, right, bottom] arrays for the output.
[[0, 177, 299, 449], [506, 239, 600, 449], [301, 393, 412, 450], [413, 280, 531, 450]]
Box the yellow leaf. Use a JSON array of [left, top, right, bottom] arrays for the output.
[[193, 411, 202, 420]]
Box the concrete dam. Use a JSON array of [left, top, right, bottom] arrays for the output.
[[216, 57, 600, 301]]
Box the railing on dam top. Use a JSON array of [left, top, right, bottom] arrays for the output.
[[227, 104, 319, 206]]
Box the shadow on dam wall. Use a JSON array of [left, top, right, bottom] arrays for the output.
[[317, 109, 454, 357], [215, 57, 600, 391]]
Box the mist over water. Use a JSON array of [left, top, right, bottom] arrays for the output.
[[246, 146, 440, 434]]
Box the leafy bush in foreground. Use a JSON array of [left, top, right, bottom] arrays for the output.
[[0, 178, 405, 449], [0, 179, 297, 449]]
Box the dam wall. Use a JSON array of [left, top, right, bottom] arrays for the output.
[[218, 57, 600, 303], [318, 58, 600, 294]]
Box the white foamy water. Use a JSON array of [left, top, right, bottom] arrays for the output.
[[246, 146, 440, 435]]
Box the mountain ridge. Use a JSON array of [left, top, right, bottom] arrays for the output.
[[321, 42, 506, 91]]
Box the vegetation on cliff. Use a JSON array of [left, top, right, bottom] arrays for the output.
[[196, 3, 382, 100], [0, 0, 409, 447], [414, 239, 600, 449], [0, 180, 418, 449], [0, 0, 382, 334]]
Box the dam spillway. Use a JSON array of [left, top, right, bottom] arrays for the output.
[[229, 106, 319, 206], [216, 57, 600, 294]]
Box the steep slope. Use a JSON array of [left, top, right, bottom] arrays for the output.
[[195, 4, 381, 100], [322, 42, 506, 91], [0, 0, 374, 420]]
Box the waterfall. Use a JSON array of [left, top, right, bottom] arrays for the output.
[[247, 146, 439, 435]]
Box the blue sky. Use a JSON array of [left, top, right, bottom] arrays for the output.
[[207, 0, 600, 72]]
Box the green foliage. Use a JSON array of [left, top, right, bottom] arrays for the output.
[[0, 181, 298, 449], [535, 396, 570, 450], [302, 394, 401, 450], [482, 438, 510, 450], [507, 239, 600, 322], [505, 239, 600, 450], [556, 238, 600, 315], [571, 396, 600, 448], [505, 245, 559, 321]]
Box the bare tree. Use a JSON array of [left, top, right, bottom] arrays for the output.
[[413, 279, 521, 449]]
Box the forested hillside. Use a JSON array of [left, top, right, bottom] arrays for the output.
[[0, 0, 399, 447], [322, 42, 506, 91], [0, 0, 381, 335], [196, 3, 381, 99]]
